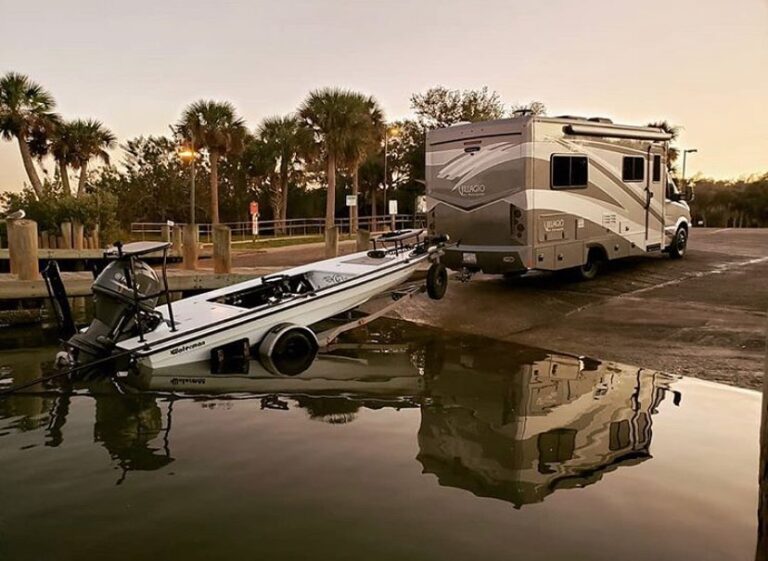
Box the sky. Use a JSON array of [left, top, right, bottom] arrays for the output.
[[1, 0, 766, 192]]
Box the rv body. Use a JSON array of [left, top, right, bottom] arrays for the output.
[[425, 116, 692, 276]]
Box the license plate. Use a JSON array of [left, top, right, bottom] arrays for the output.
[[462, 252, 477, 265]]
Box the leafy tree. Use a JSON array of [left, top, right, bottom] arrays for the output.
[[177, 100, 247, 224], [0, 72, 61, 198], [299, 88, 379, 229], [410, 86, 506, 128]]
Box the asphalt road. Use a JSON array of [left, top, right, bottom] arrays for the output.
[[396, 228, 768, 389]]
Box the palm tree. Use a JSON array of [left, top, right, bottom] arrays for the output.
[[647, 120, 681, 173], [257, 115, 313, 234], [0, 72, 60, 197], [177, 100, 247, 224], [49, 120, 82, 196], [67, 119, 116, 197], [341, 96, 384, 233], [299, 88, 377, 230]]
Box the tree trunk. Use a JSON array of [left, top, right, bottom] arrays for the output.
[[351, 165, 360, 233], [77, 161, 89, 197], [325, 152, 336, 230], [279, 155, 289, 235], [210, 150, 220, 225], [17, 137, 44, 198], [59, 162, 72, 196]]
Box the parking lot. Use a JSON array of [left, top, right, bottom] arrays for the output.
[[398, 228, 768, 389]]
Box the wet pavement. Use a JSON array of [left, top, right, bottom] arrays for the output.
[[0, 320, 762, 561], [397, 228, 768, 389]]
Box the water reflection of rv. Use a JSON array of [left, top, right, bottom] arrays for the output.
[[418, 348, 678, 507], [2, 336, 679, 503]]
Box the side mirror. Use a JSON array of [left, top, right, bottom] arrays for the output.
[[684, 184, 696, 203]]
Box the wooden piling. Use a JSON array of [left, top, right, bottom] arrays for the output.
[[213, 225, 232, 274], [40, 231, 49, 249], [60, 222, 73, 249], [172, 225, 182, 255], [161, 224, 171, 243], [8, 219, 39, 280], [92, 224, 100, 248], [7, 220, 18, 274], [356, 229, 371, 252], [325, 226, 339, 258], [72, 220, 84, 250], [182, 224, 198, 270]]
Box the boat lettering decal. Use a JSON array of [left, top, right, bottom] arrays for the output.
[[170, 341, 206, 355], [170, 377, 206, 385]]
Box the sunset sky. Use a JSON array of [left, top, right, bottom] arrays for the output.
[[1, 0, 766, 191]]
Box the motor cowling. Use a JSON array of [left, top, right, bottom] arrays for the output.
[[67, 259, 162, 363]]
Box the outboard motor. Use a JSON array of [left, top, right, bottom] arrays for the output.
[[67, 259, 162, 363], [45, 241, 174, 368]]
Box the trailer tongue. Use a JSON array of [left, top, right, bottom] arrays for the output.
[[44, 229, 449, 379]]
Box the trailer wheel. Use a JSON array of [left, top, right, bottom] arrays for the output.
[[426, 263, 448, 300], [669, 227, 687, 259], [258, 324, 318, 376]]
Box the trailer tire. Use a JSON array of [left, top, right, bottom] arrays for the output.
[[258, 324, 318, 376], [669, 227, 687, 259], [426, 263, 448, 300]]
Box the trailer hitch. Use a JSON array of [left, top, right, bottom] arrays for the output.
[[457, 267, 476, 283]]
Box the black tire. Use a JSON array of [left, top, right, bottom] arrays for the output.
[[426, 263, 448, 300], [571, 250, 602, 281], [259, 326, 318, 376], [669, 227, 688, 259]]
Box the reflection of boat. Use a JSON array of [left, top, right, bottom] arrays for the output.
[[47, 230, 448, 374], [418, 346, 679, 507], [125, 343, 425, 402]]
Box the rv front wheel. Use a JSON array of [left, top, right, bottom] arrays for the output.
[[669, 227, 688, 259]]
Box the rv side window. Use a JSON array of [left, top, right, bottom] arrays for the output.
[[551, 155, 588, 189], [652, 155, 662, 182], [622, 156, 645, 182]]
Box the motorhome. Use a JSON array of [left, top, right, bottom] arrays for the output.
[[425, 115, 692, 279]]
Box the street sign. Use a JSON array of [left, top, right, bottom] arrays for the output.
[[249, 201, 259, 216], [388, 200, 398, 215], [251, 213, 259, 236], [345, 195, 357, 207]]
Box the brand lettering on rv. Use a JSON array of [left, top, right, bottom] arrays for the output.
[[544, 219, 565, 232], [451, 183, 486, 197], [170, 341, 206, 355]]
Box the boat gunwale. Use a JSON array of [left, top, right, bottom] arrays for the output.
[[124, 248, 431, 358]]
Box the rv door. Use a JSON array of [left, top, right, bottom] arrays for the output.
[[645, 148, 665, 250]]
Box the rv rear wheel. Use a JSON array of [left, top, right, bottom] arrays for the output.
[[426, 263, 448, 300], [572, 249, 602, 281], [669, 227, 687, 259]]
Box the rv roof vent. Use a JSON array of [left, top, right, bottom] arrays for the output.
[[588, 117, 613, 124], [556, 115, 588, 121]]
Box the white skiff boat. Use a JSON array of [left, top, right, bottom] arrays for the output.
[[46, 229, 448, 376]]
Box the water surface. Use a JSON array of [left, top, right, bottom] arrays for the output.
[[0, 322, 760, 561]]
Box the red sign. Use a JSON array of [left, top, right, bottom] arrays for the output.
[[249, 201, 259, 215]]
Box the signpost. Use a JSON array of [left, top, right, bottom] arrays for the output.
[[249, 201, 259, 238], [388, 200, 398, 231], [346, 195, 357, 207]]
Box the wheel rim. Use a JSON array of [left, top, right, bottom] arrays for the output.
[[677, 230, 687, 253]]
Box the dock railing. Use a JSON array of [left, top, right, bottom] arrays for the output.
[[131, 214, 426, 243]]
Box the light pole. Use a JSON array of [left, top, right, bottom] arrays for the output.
[[178, 144, 197, 225], [383, 125, 400, 231], [681, 148, 698, 187]]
